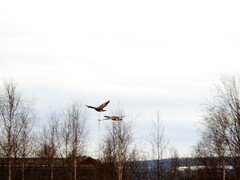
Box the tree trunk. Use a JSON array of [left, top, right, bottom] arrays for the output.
[[222, 157, 226, 180], [8, 158, 11, 180], [117, 163, 123, 180], [22, 161, 25, 180], [74, 156, 77, 180], [51, 162, 54, 180]]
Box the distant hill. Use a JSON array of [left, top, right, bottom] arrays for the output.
[[141, 156, 237, 168]]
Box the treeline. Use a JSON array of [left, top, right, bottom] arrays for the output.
[[0, 75, 240, 180]]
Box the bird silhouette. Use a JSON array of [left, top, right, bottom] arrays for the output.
[[86, 100, 110, 112], [100, 115, 125, 121]]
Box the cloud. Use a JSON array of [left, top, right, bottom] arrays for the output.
[[1, 0, 240, 156]]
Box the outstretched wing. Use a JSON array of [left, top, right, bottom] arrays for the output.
[[114, 115, 125, 120], [86, 105, 96, 109], [98, 100, 110, 109], [103, 115, 111, 119]]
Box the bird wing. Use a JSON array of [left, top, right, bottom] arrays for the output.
[[114, 116, 122, 120], [104, 115, 110, 119], [86, 105, 96, 109], [98, 100, 110, 109], [116, 116, 125, 120]]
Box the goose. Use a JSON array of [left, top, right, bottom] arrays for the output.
[[100, 115, 125, 121], [86, 100, 110, 112]]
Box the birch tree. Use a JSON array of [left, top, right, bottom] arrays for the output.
[[195, 75, 240, 179], [60, 101, 88, 180], [147, 112, 168, 180], [101, 121, 133, 180], [0, 81, 35, 180]]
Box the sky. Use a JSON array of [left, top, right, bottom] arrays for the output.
[[0, 0, 240, 157]]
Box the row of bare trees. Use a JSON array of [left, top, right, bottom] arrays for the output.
[[0, 82, 89, 180], [36, 101, 88, 180], [2, 75, 240, 179], [0, 81, 172, 180]]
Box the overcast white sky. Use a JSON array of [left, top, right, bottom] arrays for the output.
[[1, 0, 240, 157]]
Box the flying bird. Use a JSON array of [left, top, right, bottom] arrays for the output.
[[86, 100, 110, 112], [100, 115, 125, 121]]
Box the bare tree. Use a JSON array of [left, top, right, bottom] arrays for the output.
[[59, 101, 88, 180], [194, 132, 222, 179], [17, 101, 35, 180], [100, 120, 133, 180], [194, 75, 240, 179], [147, 112, 168, 180], [37, 111, 59, 180], [167, 148, 180, 180], [124, 146, 150, 180], [0, 81, 35, 180]]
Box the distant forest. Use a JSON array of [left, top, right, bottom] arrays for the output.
[[1, 75, 240, 180]]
